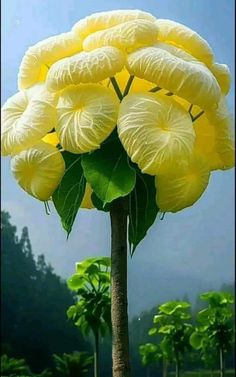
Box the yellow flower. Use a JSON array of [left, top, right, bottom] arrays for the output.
[[117, 92, 195, 175], [1, 84, 58, 156], [1, 9, 233, 212], [126, 43, 221, 109], [18, 32, 82, 89], [56, 84, 119, 153], [11, 142, 65, 201], [155, 153, 210, 212], [46, 47, 125, 92]]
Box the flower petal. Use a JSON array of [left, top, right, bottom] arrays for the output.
[[80, 184, 94, 209], [56, 84, 119, 153], [117, 92, 195, 175], [46, 47, 125, 91], [83, 20, 158, 52], [155, 19, 214, 65], [72, 9, 156, 40], [210, 63, 231, 95], [127, 43, 221, 109], [42, 132, 60, 147], [18, 32, 82, 90], [205, 97, 235, 169], [11, 142, 65, 201], [1, 85, 58, 156], [155, 153, 210, 212]]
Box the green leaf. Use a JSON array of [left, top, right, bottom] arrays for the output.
[[81, 138, 136, 205], [153, 314, 165, 324], [52, 152, 86, 236], [67, 274, 85, 291], [158, 325, 175, 334], [148, 327, 157, 336], [91, 192, 111, 212], [67, 305, 77, 320], [159, 301, 190, 315], [128, 170, 159, 254], [190, 332, 204, 350]]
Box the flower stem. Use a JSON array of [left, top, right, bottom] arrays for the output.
[[110, 77, 123, 101], [123, 75, 134, 97]]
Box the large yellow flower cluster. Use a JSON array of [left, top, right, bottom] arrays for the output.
[[1, 10, 234, 211]]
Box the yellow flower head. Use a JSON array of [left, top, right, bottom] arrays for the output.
[[1, 9, 234, 213]]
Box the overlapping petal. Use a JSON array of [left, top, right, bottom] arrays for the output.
[[210, 63, 231, 95], [80, 184, 94, 209], [155, 19, 214, 66], [56, 84, 119, 153], [42, 132, 60, 147], [72, 9, 156, 40], [18, 32, 82, 90], [155, 153, 210, 212], [11, 142, 65, 201], [126, 43, 221, 109], [83, 20, 158, 52], [46, 46, 125, 92], [117, 92, 195, 175], [1, 85, 58, 156]]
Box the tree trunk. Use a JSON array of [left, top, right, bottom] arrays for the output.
[[163, 359, 168, 377], [94, 330, 99, 377], [175, 359, 180, 377], [110, 198, 131, 377], [219, 347, 225, 377]]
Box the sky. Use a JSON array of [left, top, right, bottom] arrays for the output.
[[1, 0, 235, 315]]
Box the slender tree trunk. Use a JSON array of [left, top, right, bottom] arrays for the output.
[[94, 330, 99, 377], [219, 347, 225, 377], [175, 359, 180, 377], [163, 359, 168, 377], [146, 365, 150, 377], [110, 198, 131, 377]]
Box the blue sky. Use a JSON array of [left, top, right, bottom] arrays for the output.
[[1, 0, 235, 314]]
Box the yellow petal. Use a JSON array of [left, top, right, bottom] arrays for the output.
[[46, 47, 125, 92], [205, 98, 235, 169], [127, 43, 221, 109], [56, 84, 119, 154], [210, 63, 231, 95], [1, 85, 58, 156], [42, 132, 60, 147], [18, 32, 82, 90], [155, 19, 214, 66], [156, 153, 210, 213], [72, 9, 156, 40], [80, 184, 94, 209], [11, 142, 65, 201], [117, 92, 195, 175], [83, 20, 158, 52]]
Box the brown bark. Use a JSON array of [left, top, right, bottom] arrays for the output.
[[110, 198, 131, 377]]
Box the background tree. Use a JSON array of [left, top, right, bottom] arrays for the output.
[[1, 211, 90, 373], [52, 352, 93, 377], [67, 257, 111, 377], [139, 343, 161, 377], [190, 291, 235, 377], [149, 301, 193, 377]]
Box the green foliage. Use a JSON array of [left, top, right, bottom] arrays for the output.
[[139, 343, 161, 366], [0, 354, 31, 376], [149, 300, 193, 370], [81, 135, 136, 205], [52, 152, 86, 235], [52, 352, 93, 377], [190, 291, 235, 369], [1, 211, 90, 373], [67, 257, 111, 338], [128, 169, 159, 254]]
